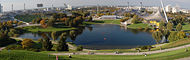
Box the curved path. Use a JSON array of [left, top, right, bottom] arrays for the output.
[[51, 44, 190, 56], [0, 47, 5, 51], [15, 24, 41, 28]]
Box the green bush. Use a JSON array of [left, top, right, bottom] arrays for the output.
[[76, 45, 83, 51], [5, 45, 23, 50], [0, 39, 16, 47], [139, 45, 152, 50], [28, 48, 41, 52]]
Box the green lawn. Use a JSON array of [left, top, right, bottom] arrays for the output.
[[151, 38, 190, 51], [182, 23, 190, 31], [84, 20, 121, 25], [93, 38, 190, 53], [127, 23, 151, 29], [100, 20, 121, 24], [1, 47, 190, 60], [0, 50, 66, 60], [21, 26, 76, 32]]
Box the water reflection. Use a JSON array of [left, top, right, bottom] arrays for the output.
[[19, 24, 156, 49]]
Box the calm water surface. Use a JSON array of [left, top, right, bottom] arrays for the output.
[[19, 24, 156, 49]]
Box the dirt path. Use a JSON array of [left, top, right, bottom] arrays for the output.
[[50, 44, 190, 56]]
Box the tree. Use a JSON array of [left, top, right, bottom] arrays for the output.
[[21, 39, 34, 48], [167, 22, 173, 31], [152, 31, 163, 44], [168, 32, 178, 42], [159, 20, 165, 30], [88, 16, 93, 22], [47, 18, 55, 27], [69, 30, 77, 41], [42, 34, 53, 51], [120, 17, 130, 22], [176, 23, 182, 31], [17, 21, 23, 25], [13, 20, 18, 24], [40, 19, 46, 25], [51, 31, 57, 40], [56, 33, 68, 51], [177, 31, 186, 39], [131, 15, 138, 24], [36, 18, 42, 24], [76, 45, 83, 51]]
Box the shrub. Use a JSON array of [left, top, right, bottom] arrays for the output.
[[76, 45, 83, 51], [21, 39, 35, 49], [5, 45, 23, 50], [0, 39, 16, 47], [28, 48, 41, 52], [139, 45, 152, 50], [13, 34, 19, 37]]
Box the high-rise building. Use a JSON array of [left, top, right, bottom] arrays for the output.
[[172, 6, 180, 13], [165, 5, 172, 12]]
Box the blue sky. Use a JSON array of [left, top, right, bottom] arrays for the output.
[[0, 0, 190, 11]]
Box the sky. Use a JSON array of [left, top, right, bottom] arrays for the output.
[[0, 0, 190, 11]]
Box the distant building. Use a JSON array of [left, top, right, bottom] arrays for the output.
[[165, 4, 189, 13], [180, 9, 189, 13], [172, 6, 180, 13], [165, 5, 180, 13], [66, 5, 73, 10], [165, 5, 172, 12], [100, 15, 118, 19]]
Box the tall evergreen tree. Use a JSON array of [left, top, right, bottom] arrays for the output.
[[51, 31, 57, 40], [131, 15, 138, 24], [176, 23, 182, 31], [42, 34, 53, 51], [56, 33, 69, 51], [152, 31, 163, 44], [167, 22, 174, 31], [159, 20, 165, 30], [168, 32, 178, 42]]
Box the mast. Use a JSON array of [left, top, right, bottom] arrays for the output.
[[160, 0, 168, 23], [24, 3, 26, 10]]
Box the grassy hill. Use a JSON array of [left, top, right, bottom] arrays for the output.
[[1, 47, 190, 60]]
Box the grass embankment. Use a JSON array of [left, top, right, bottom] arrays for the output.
[[94, 38, 190, 53], [0, 50, 66, 60], [84, 20, 121, 25], [151, 38, 190, 50], [182, 23, 190, 31], [21, 26, 76, 32], [1, 47, 190, 60], [127, 23, 152, 29]]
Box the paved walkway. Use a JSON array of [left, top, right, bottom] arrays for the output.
[[0, 47, 5, 51], [176, 57, 190, 60], [51, 44, 190, 56], [15, 24, 41, 28]]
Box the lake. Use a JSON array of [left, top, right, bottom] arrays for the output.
[[19, 24, 156, 49]]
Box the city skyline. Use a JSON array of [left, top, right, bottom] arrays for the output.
[[0, 0, 190, 11]]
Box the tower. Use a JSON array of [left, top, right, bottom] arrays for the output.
[[24, 3, 26, 10], [127, 2, 129, 9], [160, 0, 168, 23], [140, 2, 143, 8], [97, 4, 99, 14], [12, 4, 14, 11], [0, 4, 2, 13]]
